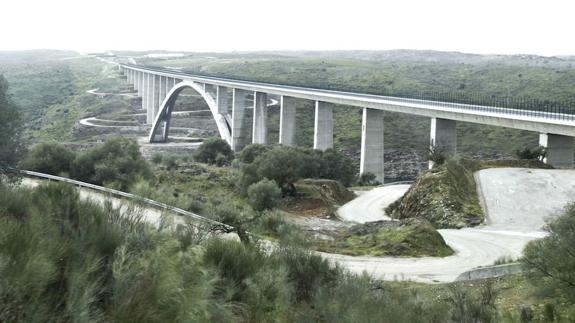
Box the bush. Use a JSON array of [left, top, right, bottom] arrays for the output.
[[151, 154, 163, 164], [515, 146, 546, 161], [522, 203, 575, 303], [194, 138, 234, 165], [238, 144, 272, 164], [70, 137, 152, 190], [20, 142, 76, 175], [428, 144, 447, 167], [247, 179, 282, 211], [356, 172, 379, 186], [215, 153, 228, 167]]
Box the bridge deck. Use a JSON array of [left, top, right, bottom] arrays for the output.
[[121, 64, 575, 136]]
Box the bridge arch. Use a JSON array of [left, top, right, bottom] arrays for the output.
[[148, 81, 231, 144]]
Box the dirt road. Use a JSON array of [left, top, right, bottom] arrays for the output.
[[328, 168, 575, 282]]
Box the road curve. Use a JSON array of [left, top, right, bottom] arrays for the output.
[[327, 168, 575, 282], [21, 168, 575, 283]]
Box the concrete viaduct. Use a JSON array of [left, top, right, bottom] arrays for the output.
[[119, 64, 575, 182]]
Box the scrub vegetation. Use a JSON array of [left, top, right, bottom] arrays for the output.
[[4, 49, 575, 321]]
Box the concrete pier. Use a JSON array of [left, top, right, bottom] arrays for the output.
[[138, 72, 144, 97], [430, 118, 457, 168], [539, 133, 574, 168], [158, 76, 167, 110], [360, 108, 384, 183], [253, 92, 268, 144], [232, 89, 250, 152], [279, 96, 297, 146], [314, 101, 334, 150], [142, 73, 150, 111], [216, 86, 229, 114], [146, 74, 159, 124]]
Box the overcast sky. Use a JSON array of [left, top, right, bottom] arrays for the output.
[[2, 0, 573, 56]]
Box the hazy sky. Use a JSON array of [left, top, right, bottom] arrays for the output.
[[2, 0, 574, 56]]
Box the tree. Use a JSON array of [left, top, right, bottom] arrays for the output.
[[20, 142, 76, 175], [247, 179, 282, 211], [522, 203, 575, 303], [0, 75, 23, 179], [316, 149, 356, 186], [194, 138, 234, 165], [255, 146, 305, 194]]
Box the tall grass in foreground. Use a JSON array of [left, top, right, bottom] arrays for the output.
[[0, 182, 492, 322]]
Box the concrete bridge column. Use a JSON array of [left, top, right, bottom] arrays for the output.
[[142, 73, 149, 110], [429, 118, 457, 168], [314, 101, 334, 150], [145, 74, 155, 122], [138, 72, 144, 97], [164, 76, 170, 96], [539, 133, 574, 168], [169, 77, 177, 89], [147, 75, 160, 124], [132, 71, 138, 91], [279, 96, 297, 146], [360, 108, 384, 183], [253, 92, 268, 144], [216, 86, 229, 114], [158, 76, 167, 110], [232, 88, 251, 152], [134, 71, 140, 92]]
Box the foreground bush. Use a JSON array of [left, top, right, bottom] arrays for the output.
[[522, 203, 575, 304], [0, 182, 458, 322]]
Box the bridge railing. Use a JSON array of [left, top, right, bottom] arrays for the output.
[[20, 170, 234, 230], [121, 64, 575, 122]]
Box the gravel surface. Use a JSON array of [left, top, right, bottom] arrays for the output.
[[325, 168, 575, 282]]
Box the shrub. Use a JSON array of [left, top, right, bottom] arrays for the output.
[[215, 153, 228, 167], [238, 144, 272, 164], [20, 142, 76, 175], [194, 138, 234, 165], [151, 154, 163, 164], [522, 203, 575, 303], [515, 146, 546, 161], [247, 179, 282, 211], [162, 155, 178, 170], [357, 172, 379, 186], [317, 149, 356, 186], [428, 144, 447, 167], [70, 137, 152, 190]]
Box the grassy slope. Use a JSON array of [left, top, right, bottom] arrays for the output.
[[313, 219, 454, 257], [0, 52, 135, 144]]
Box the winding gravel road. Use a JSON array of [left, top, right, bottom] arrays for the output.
[[328, 168, 575, 282]]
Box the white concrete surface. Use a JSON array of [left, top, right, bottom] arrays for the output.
[[337, 184, 410, 223], [475, 168, 575, 231]]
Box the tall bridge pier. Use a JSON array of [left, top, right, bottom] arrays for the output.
[[120, 65, 575, 183]]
